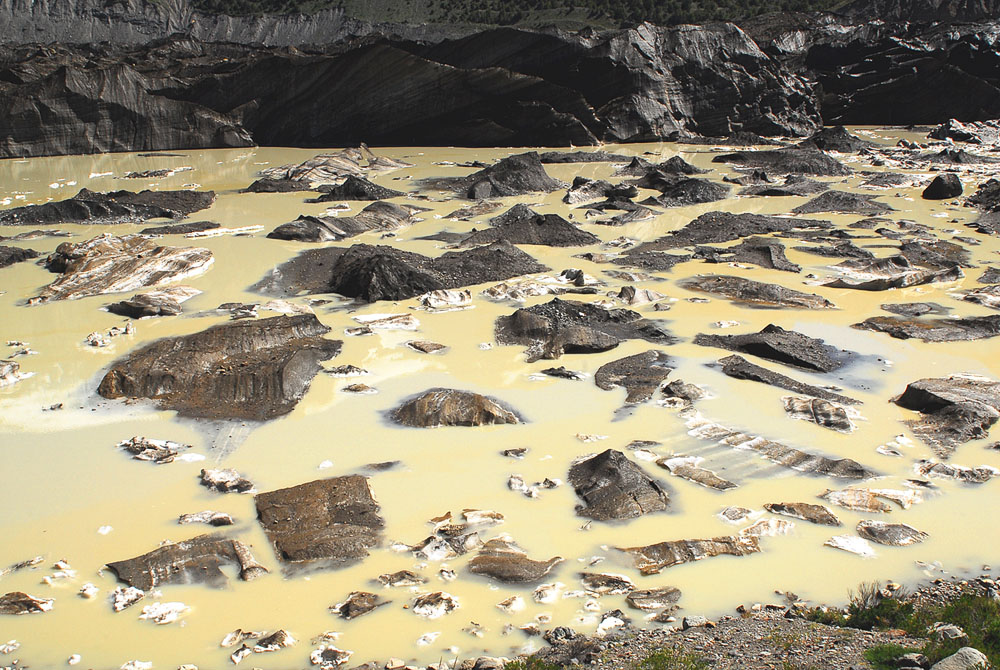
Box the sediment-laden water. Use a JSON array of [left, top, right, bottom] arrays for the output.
[[2, 130, 999, 669]]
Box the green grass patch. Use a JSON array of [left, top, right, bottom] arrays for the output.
[[863, 644, 922, 670], [636, 649, 710, 670], [503, 659, 562, 670]]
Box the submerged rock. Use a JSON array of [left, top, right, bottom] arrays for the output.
[[391, 388, 521, 427], [594, 350, 673, 404], [694, 237, 801, 272], [201, 468, 254, 493], [0, 189, 216, 226], [856, 520, 928, 546], [618, 535, 760, 575], [106, 286, 202, 318], [893, 374, 1000, 455], [255, 475, 384, 569], [31, 234, 213, 303], [853, 315, 1000, 342], [626, 586, 682, 610], [98, 314, 341, 421], [717, 355, 860, 405], [712, 149, 851, 176], [0, 592, 53, 615], [626, 211, 830, 250], [791, 191, 894, 216], [656, 456, 737, 491], [468, 537, 562, 583], [763, 502, 840, 526], [105, 535, 268, 590], [824, 255, 963, 291], [267, 202, 419, 242], [568, 449, 669, 521], [254, 240, 547, 302], [680, 275, 833, 309], [580, 572, 635, 594], [820, 489, 893, 514], [881, 302, 951, 317], [694, 324, 852, 372], [683, 409, 875, 479], [782, 396, 856, 432], [495, 297, 677, 363]]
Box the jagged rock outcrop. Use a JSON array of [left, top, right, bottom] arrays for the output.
[[255, 475, 384, 569], [106, 534, 268, 589], [717, 355, 860, 405], [253, 240, 547, 302], [893, 374, 1000, 455], [391, 388, 521, 427], [694, 324, 854, 372], [310, 176, 405, 202], [97, 314, 341, 420]]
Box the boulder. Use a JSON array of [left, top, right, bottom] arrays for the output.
[[625, 211, 831, 250], [329, 591, 390, 619], [680, 275, 832, 309], [494, 297, 677, 363], [711, 149, 851, 176], [31, 234, 213, 303], [563, 177, 637, 204], [105, 534, 268, 590], [922, 174, 963, 200], [796, 126, 875, 152], [0, 188, 215, 226], [267, 202, 419, 242], [961, 285, 1000, 311], [390, 388, 521, 427], [98, 314, 341, 421], [853, 315, 1000, 342], [310, 176, 405, 202], [0, 246, 40, 269], [593, 350, 674, 403], [893, 374, 1000, 455], [255, 475, 384, 569], [881, 302, 950, 317], [626, 586, 682, 610], [694, 324, 853, 372], [656, 456, 738, 491], [930, 647, 989, 670], [824, 255, 963, 292], [820, 489, 893, 514], [106, 286, 202, 318], [618, 535, 760, 575], [579, 573, 635, 595], [253, 240, 547, 302], [764, 502, 841, 526], [447, 152, 565, 199], [568, 449, 669, 521], [0, 592, 53, 614], [791, 191, 894, 216], [856, 520, 928, 546], [717, 355, 861, 405], [929, 119, 1000, 145], [641, 177, 730, 208], [468, 537, 562, 583]]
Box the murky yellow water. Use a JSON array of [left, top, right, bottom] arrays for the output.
[[2, 131, 1000, 669]]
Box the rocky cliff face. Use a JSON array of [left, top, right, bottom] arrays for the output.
[[0, 0, 998, 156]]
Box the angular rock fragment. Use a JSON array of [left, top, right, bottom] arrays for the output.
[[819, 489, 892, 514], [329, 591, 390, 620], [626, 586, 682, 610], [568, 449, 669, 521], [915, 460, 997, 484], [138, 601, 189, 625], [683, 410, 875, 479], [563, 177, 637, 204], [443, 152, 565, 199], [541, 151, 632, 164], [824, 535, 876, 558], [0, 246, 40, 269], [625, 211, 830, 251], [178, 511, 234, 526], [0, 592, 53, 615], [824, 255, 963, 291], [311, 645, 353, 669], [255, 476, 384, 569], [680, 275, 833, 309], [893, 374, 1000, 454], [579, 573, 635, 595], [459, 206, 599, 248], [254, 148, 411, 187], [31, 234, 213, 303], [0, 189, 215, 226], [391, 388, 521, 427], [495, 297, 677, 363], [106, 287, 202, 318], [791, 191, 894, 216], [856, 521, 928, 546], [656, 456, 737, 491], [922, 174, 963, 200], [118, 436, 189, 464], [619, 536, 760, 575], [594, 350, 673, 404], [695, 324, 852, 372], [468, 537, 562, 583], [310, 176, 405, 202], [641, 178, 729, 208], [411, 592, 459, 619], [253, 240, 547, 302], [718, 355, 860, 405], [854, 315, 1000, 342], [881, 302, 950, 317], [764, 502, 841, 526], [960, 284, 1000, 311], [201, 468, 254, 493], [694, 237, 801, 272], [739, 174, 829, 197], [140, 221, 221, 235], [782, 396, 857, 432], [797, 126, 875, 152], [254, 629, 295, 652], [111, 586, 144, 612], [106, 535, 268, 590], [268, 208, 412, 243], [377, 570, 428, 587], [712, 148, 851, 176], [98, 314, 341, 420]]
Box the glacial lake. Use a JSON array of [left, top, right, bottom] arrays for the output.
[[2, 131, 999, 669]]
